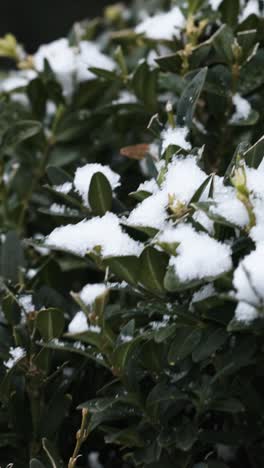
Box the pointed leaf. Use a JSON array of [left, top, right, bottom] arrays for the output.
[[177, 68, 207, 128]]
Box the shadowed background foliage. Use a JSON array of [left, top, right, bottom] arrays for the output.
[[0, 0, 119, 52]]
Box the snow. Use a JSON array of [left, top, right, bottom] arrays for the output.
[[46, 212, 142, 257], [0, 70, 36, 92], [54, 182, 72, 194], [233, 244, 264, 306], [88, 452, 103, 468], [159, 224, 232, 283], [50, 203, 66, 214], [113, 90, 137, 105], [235, 301, 258, 323], [18, 295, 34, 313], [137, 179, 158, 194], [162, 155, 207, 203], [245, 166, 264, 198], [79, 283, 108, 305], [76, 41, 115, 82], [74, 163, 120, 207], [4, 347, 26, 369], [239, 0, 260, 22], [192, 284, 216, 304], [209, 0, 223, 10], [68, 311, 88, 334], [230, 94, 251, 123], [127, 191, 167, 229], [68, 311, 101, 334], [127, 156, 207, 229], [250, 199, 264, 242], [210, 198, 249, 227], [34, 38, 76, 96], [135, 6, 186, 40], [161, 127, 191, 153]]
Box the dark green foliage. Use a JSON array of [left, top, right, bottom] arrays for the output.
[[0, 1, 264, 468]]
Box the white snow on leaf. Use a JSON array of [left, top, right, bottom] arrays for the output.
[[74, 163, 120, 207], [46, 212, 142, 257], [235, 301, 258, 323], [113, 90, 138, 105], [239, 0, 260, 22], [209, 0, 224, 10], [68, 311, 88, 334], [162, 155, 207, 203], [68, 311, 101, 334], [135, 6, 186, 40], [233, 243, 264, 306], [34, 38, 76, 96], [4, 347, 26, 369], [192, 284, 216, 304], [127, 191, 168, 229], [159, 224, 232, 283], [250, 199, 264, 242], [18, 294, 34, 314], [50, 203, 66, 214], [245, 166, 264, 198], [79, 283, 108, 305], [136, 178, 159, 194], [76, 41, 115, 82], [230, 94, 251, 123], [54, 182, 72, 194], [210, 198, 249, 227], [161, 127, 191, 153]]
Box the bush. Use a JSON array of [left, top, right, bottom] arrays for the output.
[[1, 1, 264, 467]]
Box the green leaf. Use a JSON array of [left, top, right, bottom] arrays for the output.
[[46, 166, 72, 185], [192, 327, 228, 362], [139, 247, 168, 293], [0, 231, 25, 282], [211, 398, 244, 413], [36, 308, 65, 341], [212, 24, 234, 64], [132, 60, 158, 112], [176, 68, 208, 128], [220, 0, 239, 27], [105, 256, 140, 286], [1, 120, 42, 150], [30, 459, 46, 468], [88, 171, 113, 215], [190, 175, 212, 204], [168, 327, 202, 363], [244, 135, 264, 168]]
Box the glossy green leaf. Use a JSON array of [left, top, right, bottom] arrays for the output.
[[177, 68, 207, 128], [36, 308, 65, 341], [88, 171, 113, 215]]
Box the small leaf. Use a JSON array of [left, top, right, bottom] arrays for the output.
[[190, 175, 212, 204], [168, 327, 202, 363], [0, 231, 25, 283], [132, 60, 158, 112], [36, 308, 65, 341], [1, 120, 42, 150], [177, 68, 208, 128], [30, 459, 46, 468], [88, 172, 113, 215], [46, 166, 72, 185], [105, 256, 140, 286], [192, 327, 228, 362], [244, 135, 264, 168], [139, 247, 168, 293]]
